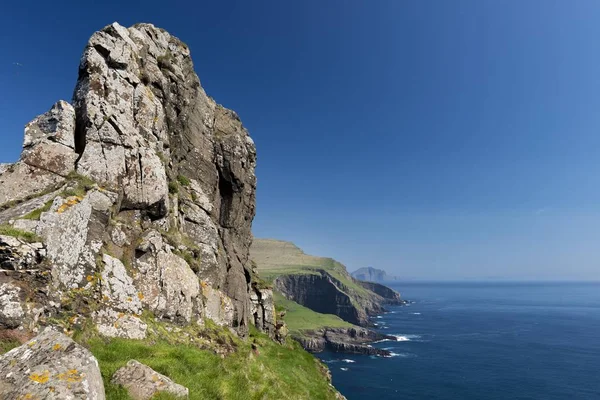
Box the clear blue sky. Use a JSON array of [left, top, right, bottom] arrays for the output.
[[2, 0, 599, 280]]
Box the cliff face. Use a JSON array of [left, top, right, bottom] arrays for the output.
[[251, 239, 405, 327], [0, 22, 273, 338], [295, 327, 396, 356]]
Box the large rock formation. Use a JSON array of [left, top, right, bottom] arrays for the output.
[[0, 22, 267, 338], [251, 239, 405, 327], [295, 327, 398, 356], [0, 328, 105, 399], [351, 266, 398, 283]]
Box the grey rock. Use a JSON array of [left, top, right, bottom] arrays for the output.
[[100, 254, 142, 314], [112, 360, 188, 399], [0, 327, 105, 400], [0, 101, 78, 206], [250, 286, 276, 338], [0, 21, 262, 339], [0, 235, 45, 271], [0, 282, 24, 328], [295, 327, 396, 356], [94, 308, 148, 339], [134, 231, 201, 323], [72, 22, 257, 335]]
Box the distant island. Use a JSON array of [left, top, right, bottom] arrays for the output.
[[351, 267, 398, 283]]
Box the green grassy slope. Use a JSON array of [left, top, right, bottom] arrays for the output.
[[251, 239, 370, 296], [1, 321, 340, 400], [274, 292, 353, 334]]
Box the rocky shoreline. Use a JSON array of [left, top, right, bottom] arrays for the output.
[[294, 326, 399, 357]]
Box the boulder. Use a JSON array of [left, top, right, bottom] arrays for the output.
[[0, 327, 105, 399], [112, 360, 188, 399]]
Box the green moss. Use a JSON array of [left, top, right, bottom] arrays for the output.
[[274, 292, 353, 334], [21, 199, 54, 220], [0, 224, 41, 243], [177, 175, 191, 187], [168, 181, 179, 194], [84, 322, 338, 400], [0, 339, 20, 355]]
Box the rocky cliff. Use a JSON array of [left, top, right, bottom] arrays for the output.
[[0, 22, 274, 339], [295, 327, 397, 356], [351, 266, 398, 283], [251, 239, 406, 327]]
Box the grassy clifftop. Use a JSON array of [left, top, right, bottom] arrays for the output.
[[251, 239, 370, 297], [252, 239, 402, 329]]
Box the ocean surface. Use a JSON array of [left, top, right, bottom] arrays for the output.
[[320, 282, 600, 400]]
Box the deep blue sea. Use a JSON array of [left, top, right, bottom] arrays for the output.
[[320, 282, 600, 400]]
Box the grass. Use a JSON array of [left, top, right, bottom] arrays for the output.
[[274, 292, 353, 334], [0, 339, 20, 355], [177, 175, 191, 187], [21, 199, 54, 220], [168, 181, 179, 194], [0, 224, 41, 242], [85, 325, 339, 400]]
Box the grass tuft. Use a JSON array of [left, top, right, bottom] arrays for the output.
[[83, 323, 338, 400], [0, 224, 41, 243]]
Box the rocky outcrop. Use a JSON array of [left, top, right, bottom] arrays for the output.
[[0, 102, 76, 206], [251, 239, 405, 328], [274, 272, 369, 326], [351, 267, 397, 283], [112, 360, 188, 399], [250, 284, 276, 337], [0, 22, 265, 338], [295, 327, 396, 357], [0, 328, 105, 399], [356, 281, 405, 305]]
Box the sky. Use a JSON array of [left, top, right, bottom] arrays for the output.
[[1, 0, 600, 280]]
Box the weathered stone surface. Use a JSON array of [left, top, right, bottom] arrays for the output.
[[135, 230, 202, 323], [250, 286, 276, 337], [0, 21, 262, 341], [0, 101, 77, 206], [72, 22, 257, 335], [0, 162, 65, 206], [100, 254, 142, 314], [36, 191, 114, 290], [201, 280, 234, 327], [295, 327, 396, 356], [0, 282, 24, 328], [93, 308, 147, 339], [0, 235, 45, 271], [23, 100, 76, 149], [112, 360, 188, 400], [0, 327, 105, 400]]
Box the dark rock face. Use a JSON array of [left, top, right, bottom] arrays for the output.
[[357, 281, 405, 305], [295, 327, 395, 357], [0, 23, 265, 338], [274, 273, 365, 325], [274, 270, 403, 327]]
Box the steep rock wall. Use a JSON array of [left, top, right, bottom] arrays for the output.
[[0, 22, 265, 338]]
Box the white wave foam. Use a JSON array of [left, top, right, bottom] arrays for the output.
[[384, 352, 415, 358], [342, 359, 356, 363], [411, 312, 421, 315], [340, 367, 349, 371], [376, 316, 383, 319], [393, 334, 421, 341]]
